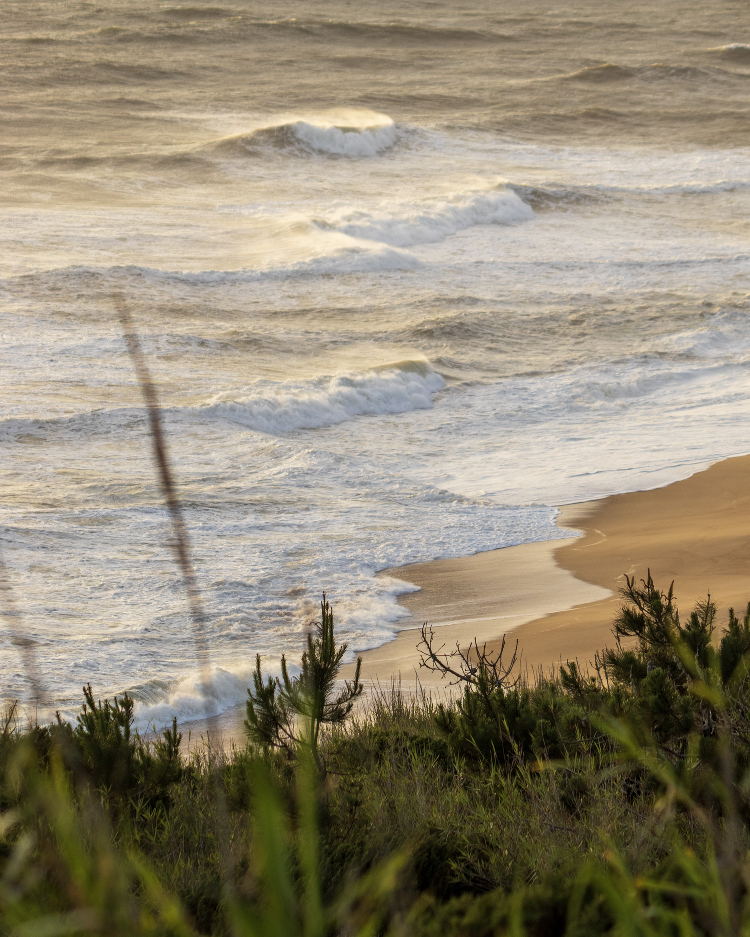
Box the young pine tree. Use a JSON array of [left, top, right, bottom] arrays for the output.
[[245, 595, 363, 774]]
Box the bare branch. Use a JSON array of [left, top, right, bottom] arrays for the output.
[[417, 622, 520, 695]]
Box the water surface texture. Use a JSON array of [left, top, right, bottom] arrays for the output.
[[2, 0, 750, 726]]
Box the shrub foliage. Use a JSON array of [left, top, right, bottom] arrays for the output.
[[3, 581, 750, 934]]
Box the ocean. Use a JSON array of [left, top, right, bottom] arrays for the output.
[[2, 0, 750, 728]]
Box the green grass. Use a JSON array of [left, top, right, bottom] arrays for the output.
[[3, 577, 750, 935]]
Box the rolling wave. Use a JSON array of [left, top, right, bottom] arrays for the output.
[[66, 17, 510, 50], [325, 188, 533, 247], [160, 5, 232, 18], [0, 362, 445, 442], [508, 183, 605, 211], [251, 19, 506, 44], [510, 178, 750, 209], [0, 241, 420, 288], [205, 361, 446, 435], [206, 109, 397, 158], [561, 62, 735, 83], [709, 43, 750, 64], [3, 186, 534, 287]]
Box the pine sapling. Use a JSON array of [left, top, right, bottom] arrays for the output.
[[245, 595, 363, 774]]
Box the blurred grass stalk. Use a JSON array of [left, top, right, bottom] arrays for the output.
[[114, 294, 213, 709], [1, 299, 749, 934]]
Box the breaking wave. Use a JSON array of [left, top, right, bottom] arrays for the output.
[[207, 109, 397, 158], [205, 361, 446, 435], [324, 188, 534, 248], [710, 43, 750, 64]]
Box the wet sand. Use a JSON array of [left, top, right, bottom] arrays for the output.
[[371, 453, 750, 685], [181, 454, 750, 748]]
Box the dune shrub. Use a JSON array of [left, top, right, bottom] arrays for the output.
[[4, 580, 750, 933], [245, 595, 363, 774]]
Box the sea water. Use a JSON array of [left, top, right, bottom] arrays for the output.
[[2, 0, 750, 728]]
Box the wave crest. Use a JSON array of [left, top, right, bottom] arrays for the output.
[[562, 62, 715, 83], [710, 43, 750, 64], [325, 188, 534, 248], [208, 109, 397, 158], [205, 362, 445, 434]]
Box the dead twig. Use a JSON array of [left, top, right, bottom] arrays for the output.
[[417, 622, 520, 697]]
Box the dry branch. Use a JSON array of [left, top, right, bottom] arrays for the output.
[[416, 622, 520, 697]]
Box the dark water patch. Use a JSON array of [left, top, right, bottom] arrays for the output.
[[250, 18, 508, 44], [18, 35, 60, 45], [90, 61, 189, 83], [563, 63, 636, 82], [82, 23, 231, 45], [151, 151, 215, 171], [509, 183, 609, 212], [86, 25, 138, 40], [28, 148, 211, 175], [710, 43, 750, 64], [642, 62, 740, 81], [34, 60, 191, 87], [577, 106, 631, 121], [554, 61, 748, 89], [35, 154, 109, 170], [102, 96, 164, 109], [489, 104, 750, 147], [405, 315, 495, 343], [0, 410, 151, 444], [560, 62, 726, 84], [160, 6, 234, 19], [206, 126, 303, 157], [221, 330, 303, 356]]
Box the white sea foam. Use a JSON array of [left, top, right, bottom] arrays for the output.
[[327, 188, 534, 248], [291, 119, 397, 157], [127, 665, 259, 733], [206, 362, 446, 434], [208, 108, 398, 158]]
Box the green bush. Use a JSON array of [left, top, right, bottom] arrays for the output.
[[4, 580, 750, 934], [245, 595, 363, 775]]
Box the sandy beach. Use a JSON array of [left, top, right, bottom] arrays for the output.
[[359, 453, 750, 688], [181, 453, 750, 746]]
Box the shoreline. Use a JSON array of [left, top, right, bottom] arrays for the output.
[[178, 453, 750, 748], [176, 538, 608, 749], [486, 453, 750, 673], [371, 452, 750, 689]]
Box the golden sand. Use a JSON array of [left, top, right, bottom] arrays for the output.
[[356, 454, 750, 685], [184, 455, 750, 745]]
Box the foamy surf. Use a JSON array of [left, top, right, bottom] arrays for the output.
[[205, 362, 446, 435], [206, 108, 398, 158], [326, 188, 534, 248]]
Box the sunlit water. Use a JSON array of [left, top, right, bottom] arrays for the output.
[[2, 0, 749, 727]]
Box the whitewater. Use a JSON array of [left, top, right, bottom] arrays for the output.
[[2, 0, 750, 729]]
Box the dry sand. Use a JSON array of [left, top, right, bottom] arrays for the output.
[[359, 453, 750, 687], [348, 541, 609, 690], [181, 454, 750, 747]]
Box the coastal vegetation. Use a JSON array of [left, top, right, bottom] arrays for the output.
[[3, 578, 750, 934]]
